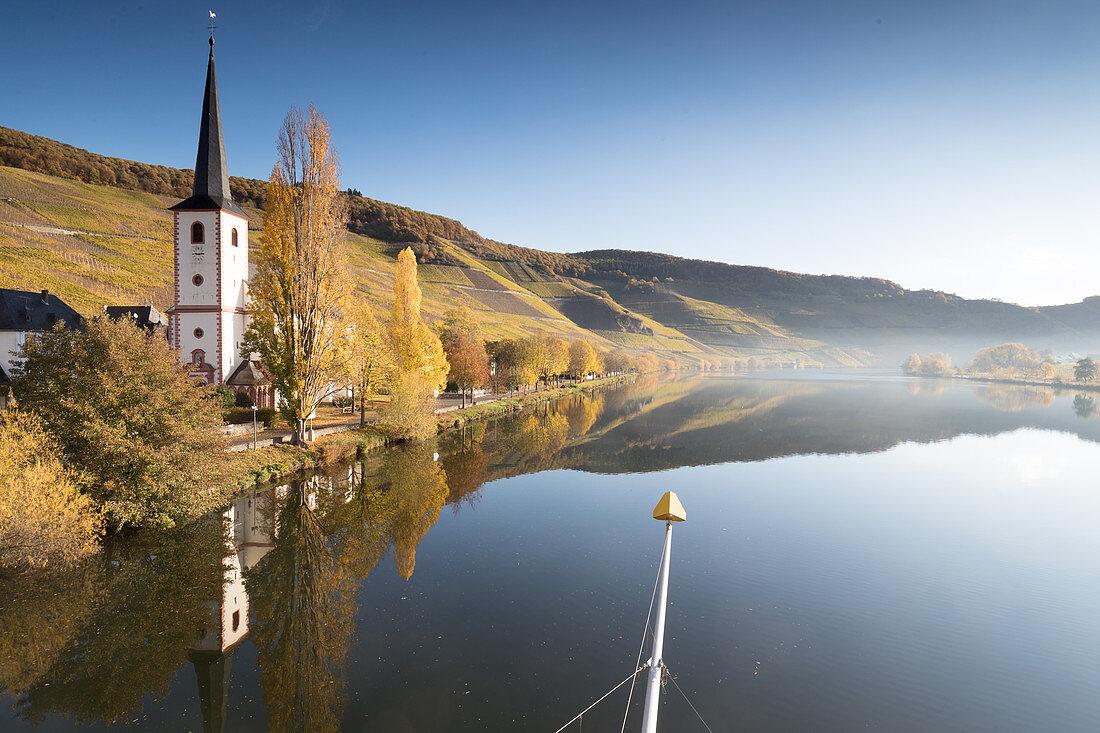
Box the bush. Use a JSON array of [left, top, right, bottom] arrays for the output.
[[234, 391, 254, 408], [224, 407, 277, 427], [11, 318, 230, 531], [214, 385, 237, 411], [0, 411, 102, 571]]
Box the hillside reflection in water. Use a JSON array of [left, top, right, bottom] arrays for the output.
[[2, 373, 1099, 731]]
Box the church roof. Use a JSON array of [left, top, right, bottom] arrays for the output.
[[0, 288, 83, 332], [226, 359, 271, 387], [171, 38, 248, 219], [0, 363, 9, 385]]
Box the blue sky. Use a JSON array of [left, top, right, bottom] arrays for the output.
[[4, 1, 1100, 305]]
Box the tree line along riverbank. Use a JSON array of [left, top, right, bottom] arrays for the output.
[[223, 373, 637, 492]]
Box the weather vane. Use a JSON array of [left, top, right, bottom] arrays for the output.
[[208, 10, 216, 43]]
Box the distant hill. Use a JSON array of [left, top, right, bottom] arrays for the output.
[[1, 125, 1097, 367]]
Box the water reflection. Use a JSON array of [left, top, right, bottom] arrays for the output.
[[0, 521, 227, 726], [4, 373, 1100, 730]]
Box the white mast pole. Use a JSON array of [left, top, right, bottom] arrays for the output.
[[640, 490, 685, 733], [640, 519, 673, 733]]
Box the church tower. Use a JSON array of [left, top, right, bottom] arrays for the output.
[[169, 36, 249, 385]]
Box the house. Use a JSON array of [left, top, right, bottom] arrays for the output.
[[105, 305, 170, 337], [0, 288, 83, 407]]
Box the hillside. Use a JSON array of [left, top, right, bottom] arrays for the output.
[[1, 125, 1098, 366]]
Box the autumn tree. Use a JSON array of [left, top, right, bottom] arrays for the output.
[[0, 411, 101, 572], [439, 307, 488, 408], [969, 343, 1041, 375], [391, 247, 448, 389], [901, 353, 922, 375], [342, 298, 395, 425], [11, 318, 230, 530], [492, 338, 538, 392], [604, 350, 631, 374], [919, 352, 953, 377], [568, 339, 600, 379], [382, 371, 438, 440], [244, 105, 349, 445], [1075, 357, 1097, 382], [533, 334, 569, 390]]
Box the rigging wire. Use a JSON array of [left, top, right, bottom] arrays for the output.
[[620, 548, 664, 733], [665, 664, 716, 733], [553, 666, 646, 733]]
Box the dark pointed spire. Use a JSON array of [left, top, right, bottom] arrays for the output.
[[172, 37, 247, 218]]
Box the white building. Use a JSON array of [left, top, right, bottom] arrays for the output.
[[168, 37, 251, 388], [0, 288, 83, 407]]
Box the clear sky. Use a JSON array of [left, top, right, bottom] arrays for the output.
[[4, 1, 1100, 306]]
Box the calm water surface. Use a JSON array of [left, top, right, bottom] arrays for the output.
[[3, 373, 1099, 731]]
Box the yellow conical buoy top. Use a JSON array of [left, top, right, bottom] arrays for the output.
[[653, 491, 686, 522]]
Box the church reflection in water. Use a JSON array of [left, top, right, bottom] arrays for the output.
[[188, 488, 278, 733], [8, 374, 1100, 732]]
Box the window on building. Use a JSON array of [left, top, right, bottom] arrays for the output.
[[193, 327, 204, 339], [231, 229, 239, 247], [191, 222, 204, 243], [232, 610, 240, 632], [192, 274, 204, 287]]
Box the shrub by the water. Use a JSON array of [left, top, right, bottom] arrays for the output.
[[11, 317, 231, 530]]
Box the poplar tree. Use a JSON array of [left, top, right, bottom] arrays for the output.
[[391, 247, 448, 389], [244, 105, 348, 444]]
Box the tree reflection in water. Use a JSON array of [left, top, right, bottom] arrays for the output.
[[9, 375, 1100, 729], [245, 481, 358, 733], [0, 519, 227, 726]]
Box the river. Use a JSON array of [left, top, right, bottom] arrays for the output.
[[2, 372, 1098, 731]]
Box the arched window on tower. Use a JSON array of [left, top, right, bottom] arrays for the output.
[[191, 349, 205, 366], [231, 228, 239, 247], [191, 222, 204, 243]]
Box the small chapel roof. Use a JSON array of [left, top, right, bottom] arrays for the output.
[[171, 38, 248, 219], [226, 359, 270, 387], [0, 363, 9, 385]]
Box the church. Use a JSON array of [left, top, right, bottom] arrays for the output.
[[168, 36, 273, 408]]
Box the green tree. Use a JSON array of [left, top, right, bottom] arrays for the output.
[[11, 318, 230, 531], [1074, 356, 1097, 382]]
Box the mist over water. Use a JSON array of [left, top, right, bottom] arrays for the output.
[[2, 373, 1098, 731]]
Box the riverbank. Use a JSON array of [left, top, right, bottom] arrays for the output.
[[949, 373, 1100, 392], [224, 373, 637, 491]]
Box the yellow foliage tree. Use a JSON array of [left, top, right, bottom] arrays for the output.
[[568, 339, 599, 378], [0, 411, 101, 571], [342, 298, 395, 425], [244, 105, 349, 444], [391, 247, 448, 390]]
